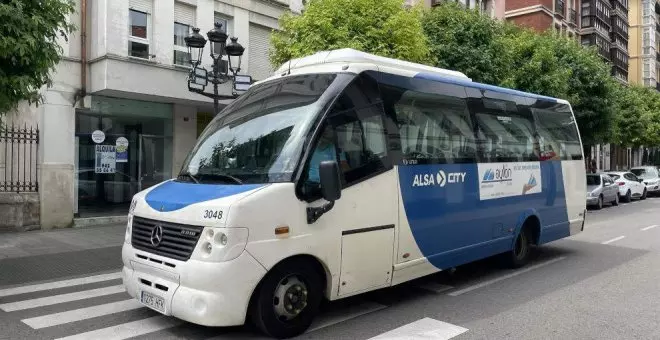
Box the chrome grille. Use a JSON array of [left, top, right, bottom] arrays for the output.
[[131, 216, 203, 261]]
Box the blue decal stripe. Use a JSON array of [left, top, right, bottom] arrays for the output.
[[145, 181, 264, 212], [400, 161, 568, 270]]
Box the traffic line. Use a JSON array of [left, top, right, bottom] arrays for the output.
[[0, 272, 122, 297], [368, 317, 468, 339], [307, 301, 387, 333], [641, 225, 659, 231], [0, 285, 125, 312], [54, 315, 182, 340], [414, 281, 454, 294], [602, 236, 626, 245], [22, 299, 142, 329], [448, 256, 567, 297]]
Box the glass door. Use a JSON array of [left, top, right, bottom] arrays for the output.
[[139, 135, 172, 191]]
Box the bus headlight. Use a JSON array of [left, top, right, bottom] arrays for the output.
[[125, 198, 137, 245], [194, 227, 249, 262]]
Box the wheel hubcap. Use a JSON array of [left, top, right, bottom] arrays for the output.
[[273, 276, 308, 322]]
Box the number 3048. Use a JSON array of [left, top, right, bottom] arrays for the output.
[[203, 210, 223, 219]]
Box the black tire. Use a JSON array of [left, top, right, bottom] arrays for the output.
[[622, 190, 632, 203], [595, 195, 603, 210], [641, 189, 648, 200], [250, 259, 323, 339], [503, 226, 533, 268], [611, 193, 619, 206]]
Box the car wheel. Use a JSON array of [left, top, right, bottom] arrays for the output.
[[595, 195, 603, 210], [641, 189, 648, 200], [622, 190, 632, 203], [611, 193, 619, 206], [250, 259, 323, 339]]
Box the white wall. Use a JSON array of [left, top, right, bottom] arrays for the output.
[[172, 104, 198, 176]]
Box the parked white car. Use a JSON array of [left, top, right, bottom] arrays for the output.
[[630, 166, 660, 196], [607, 171, 647, 202]]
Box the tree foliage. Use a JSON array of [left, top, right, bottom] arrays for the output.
[[269, 0, 431, 67], [0, 0, 75, 115]]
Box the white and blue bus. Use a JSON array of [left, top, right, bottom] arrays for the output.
[[122, 49, 587, 338]]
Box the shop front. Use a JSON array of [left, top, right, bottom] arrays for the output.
[[74, 96, 173, 217]]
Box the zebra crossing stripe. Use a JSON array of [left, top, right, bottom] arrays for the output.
[[368, 317, 468, 339], [0, 272, 122, 297], [22, 299, 142, 329], [0, 285, 125, 312], [54, 315, 182, 340]]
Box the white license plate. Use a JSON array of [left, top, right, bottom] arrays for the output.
[[140, 291, 165, 313]]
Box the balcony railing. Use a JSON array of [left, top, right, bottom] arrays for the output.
[[556, 0, 565, 17], [569, 9, 577, 26]]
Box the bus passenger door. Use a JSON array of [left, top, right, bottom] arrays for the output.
[[302, 98, 397, 297]]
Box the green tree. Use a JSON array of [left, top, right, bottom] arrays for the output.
[[269, 0, 431, 67], [0, 0, 75, 116], [422, 2, 516, 85]]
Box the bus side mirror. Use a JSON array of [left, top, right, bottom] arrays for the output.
[[307, 161, 342, 224], [320, 161, 341, 202]]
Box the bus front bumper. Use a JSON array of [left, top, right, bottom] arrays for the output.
[[122, 243, 266, 327]]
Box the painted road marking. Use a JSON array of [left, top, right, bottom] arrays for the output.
[[54, 315, 182, 340], [448, 257, 567, 297], [0, 285, 125, 312], [307, 301, 387, 333], [641, 225, 659, 231], [0, 272, 122, 297], [22, 299, 142, 329], [602, 236, 626, 245], [368, 317, 468, 339]]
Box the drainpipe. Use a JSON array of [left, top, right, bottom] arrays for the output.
[[75, 0, 87, 105]]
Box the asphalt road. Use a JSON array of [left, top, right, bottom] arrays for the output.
[[1, 196, 659, 340]]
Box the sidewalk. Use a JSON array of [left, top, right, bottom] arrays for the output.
[[0, 223, 125, 260]]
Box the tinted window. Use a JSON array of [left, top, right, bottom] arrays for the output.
[[631, 167, 658, 179], [608, 173, 621, 180], [471, 96, 537, 162], [586, 174, 601, 185], [603, 176, 613, 184], [530, 101, 582, 160], [379, 77, 476, 164], [624, 173, 638, 181]]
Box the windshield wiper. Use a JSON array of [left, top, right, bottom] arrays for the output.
[[178, 172, 200, 184], [199, 173, 243, 185]]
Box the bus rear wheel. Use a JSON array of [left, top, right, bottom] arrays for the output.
[[250, 259, 323, 339], [503, 226, 532, 269]]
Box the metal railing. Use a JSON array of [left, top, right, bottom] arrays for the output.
[[0, 124, 39, 193]]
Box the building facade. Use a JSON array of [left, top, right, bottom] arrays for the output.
[[408, 0, 506, 19], [628, 0, 660, 88], [1, 0, 302, 228], [505, 0, 581, 37]]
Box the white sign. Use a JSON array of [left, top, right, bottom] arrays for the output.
[[95, 145, 116, 174], [91, 130, 105, 144], [478, 162, 542, 200]]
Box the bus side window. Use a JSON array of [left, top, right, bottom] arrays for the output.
[[530, 101, 582, 160]]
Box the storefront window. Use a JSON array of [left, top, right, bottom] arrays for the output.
[[75, 97, 173, 217]]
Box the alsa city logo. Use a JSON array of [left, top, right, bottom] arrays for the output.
[[482, 164, 512, 183], [412, 170, 466, 187]]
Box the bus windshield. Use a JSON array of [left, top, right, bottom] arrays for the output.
[[180, 73, 340, 184]]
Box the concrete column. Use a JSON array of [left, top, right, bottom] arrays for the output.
[[107, 0, 129, 57], [90, 0, 108, 59], [172, 105, 198, 176], [152, 0, 174, 65], [39, 89, 76, 229], [196, 0, 215, 69], [234, 8, 250, 75]]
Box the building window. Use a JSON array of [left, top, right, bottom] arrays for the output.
[[173, 22, 190, 66], [129, 9, 149, 59], [213, 14, 233, 56]]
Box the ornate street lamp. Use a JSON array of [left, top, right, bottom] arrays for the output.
[[184, 22, 251, 115]]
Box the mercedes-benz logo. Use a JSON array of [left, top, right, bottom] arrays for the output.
[[150, 225, 163, 247]]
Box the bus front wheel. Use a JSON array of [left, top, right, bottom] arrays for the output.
[[250, 258, 323, 339]]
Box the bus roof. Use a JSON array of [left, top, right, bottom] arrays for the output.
[[271, 48, 568, 105]]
